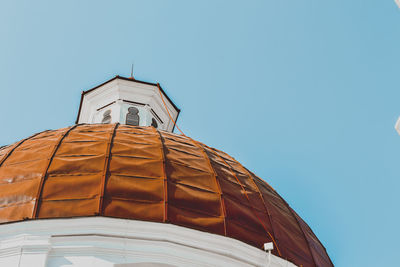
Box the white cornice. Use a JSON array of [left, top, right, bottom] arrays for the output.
[[0, 217, 296, 267]]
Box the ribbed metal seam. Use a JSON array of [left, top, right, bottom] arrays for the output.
[[206, 145, 281, 250], [32, 126, 79, 218], [154, 129, 169, 223], [0, 131, 47, 168], [296, 209, 334, 267], [280, 196, 317, 267], [0, 125, 332, 267], [189, 139, 227, 236], [229, 156, 282, 257], [298, 204, 334, 266], [98, 123, 119, 214]]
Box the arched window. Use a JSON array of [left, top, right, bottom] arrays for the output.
[[151, 118, 158, 128], [102, 110, 111, 124], [126, 107, 140, 126]]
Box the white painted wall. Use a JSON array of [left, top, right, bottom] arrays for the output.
[[0, 217, 296, 267], [78, 78, 179, 132]]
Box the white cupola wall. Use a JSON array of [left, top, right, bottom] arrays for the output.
[[76, 76, 180, 132]]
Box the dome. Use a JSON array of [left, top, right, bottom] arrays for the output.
[[0, 123, 332, 267]]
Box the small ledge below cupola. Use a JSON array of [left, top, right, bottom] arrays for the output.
[[76, 76, 180, 133]]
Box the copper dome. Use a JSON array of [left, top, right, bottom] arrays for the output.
[[0, 124, 332, 267]]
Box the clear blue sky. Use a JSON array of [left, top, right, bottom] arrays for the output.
[[0, 1, 399, 266]]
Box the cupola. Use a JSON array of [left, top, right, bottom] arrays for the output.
[[76, 76, 180, 132], [0, 74, 333, 267]]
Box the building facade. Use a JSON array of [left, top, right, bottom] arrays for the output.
[[0, 76, 333, 267]]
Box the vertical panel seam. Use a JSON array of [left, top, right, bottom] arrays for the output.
[[205, 144, 281, 251], [234, 161, 283, 257], [299, 213, 334, 267], [189, 138, 227, 236], [154, 128, 168, 223], [280, 196, 318, 267], [296, 210, 334, 266], [32, 125, 80, 218], [98, 123, 119, 214], [0, 131, 48, 168]]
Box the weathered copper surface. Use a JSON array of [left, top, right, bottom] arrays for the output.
[[0, 124, 333, 267]]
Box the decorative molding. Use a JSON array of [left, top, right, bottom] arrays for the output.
[[0, 217, 296, 267]]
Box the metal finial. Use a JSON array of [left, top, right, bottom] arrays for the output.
[[130, 63, 134, 79]]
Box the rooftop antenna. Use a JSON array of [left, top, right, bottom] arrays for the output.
[[130, 63, 135, 80]]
